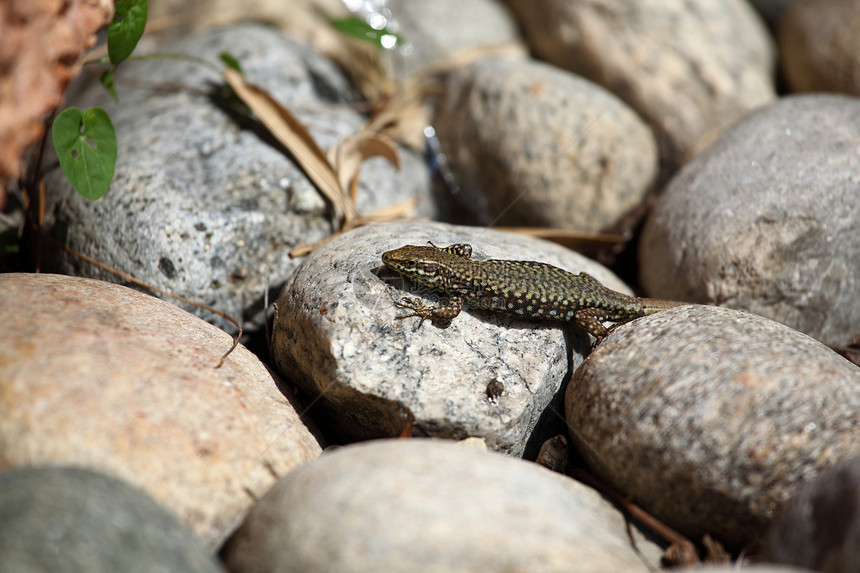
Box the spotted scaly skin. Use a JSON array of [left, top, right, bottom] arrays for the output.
[[381, 243, 684, 340]]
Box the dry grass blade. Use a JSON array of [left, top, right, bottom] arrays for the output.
[[569, 466, 700, 567], [361, 197, 418, 222], [493, 227, 627, 251], [223, 68, 348, 225], [223, 61, 435, 258], [40, 234, 242, 368]]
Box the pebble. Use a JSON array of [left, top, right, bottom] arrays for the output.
[[0, 273, 323, 549], [222, 439, 660, 572], [386, 0, 525, 76], [778, 0, 860, 94], [432, 57, 657, 231], [40, 23, 432, 334], [565, 304, 860, 549], [6, 4, 858, 567], [271, 220, 632, 457], [503, 0, 776, 165], [761, 456, 860, 572], [0, 466, 225, 573], [640, 94, 860, 347]]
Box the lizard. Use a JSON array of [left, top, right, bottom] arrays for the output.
[[381, 242, 685, 341]]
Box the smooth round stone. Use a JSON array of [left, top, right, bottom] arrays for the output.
[[222, 439, 658, 573], [40, 24, 431, 334], [779, 0, 860, 94], [271, 221, 633, 457], [0, 273, 322, 549], [761, 456, 860, 572], [565, 305, 860, 549], [640, 94, 860, 347], [502, 0, 775, 165], [386, 0, 525, 76], [0, 467, 225, 573], [432, 57, 657, 231]]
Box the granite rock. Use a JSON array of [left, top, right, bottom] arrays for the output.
[[271, 221, 633, 456], [432, 57, 657, 231], [0, 273, 323, 549], [566, 305, 860, 549], [778, 0, 860, 95], [503, 0, 775, 165], [640, 94, 860, 347], [761, 456, 860, 573], [0, 466, 225, 573], [386, 0, 525, 77], [222, 439, 658, 573], [41, 24, 432, 334]]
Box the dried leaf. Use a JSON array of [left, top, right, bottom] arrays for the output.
[[223, 66, 431, 258], [361, 42, 527, 152], [222, 68, 348, 225], [332, 132, 400, 196], [364, 81, 432, 151]]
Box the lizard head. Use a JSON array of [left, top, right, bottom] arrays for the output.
[[382, 245, 451, 289]]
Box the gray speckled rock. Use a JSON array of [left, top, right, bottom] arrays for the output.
[[0, 466, 225, 573], [0, 273, 323, 549], [41, 24, 431, 334], [640, 95, 860, 347], [778, 0, 860, 95], [387, 0, 525, 76], [565, 305, 860, 549], [222, 439, 658, 573], [503, 0, 775, 165], [271, 221, 632, 456], [432, 57, 657, 231], [761, 456, 860, 573]]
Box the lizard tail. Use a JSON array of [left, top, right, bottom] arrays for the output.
[[639, 298, 689, 315]]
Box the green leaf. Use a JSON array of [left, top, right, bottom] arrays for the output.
[[100, 69, 118, 101], [331, 17, 403, 49], [52, 107, 118, 200], [108, 0, 148, 65], [219, 52, 243, 74]]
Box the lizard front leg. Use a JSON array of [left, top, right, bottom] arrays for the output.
[[394, 295, 464, 326]]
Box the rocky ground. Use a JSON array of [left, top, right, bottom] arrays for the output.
[[2, 0, 859, 571]]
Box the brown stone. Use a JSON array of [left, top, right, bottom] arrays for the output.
[[779, 0, 860, 94], [0, 273, 322, 549]]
